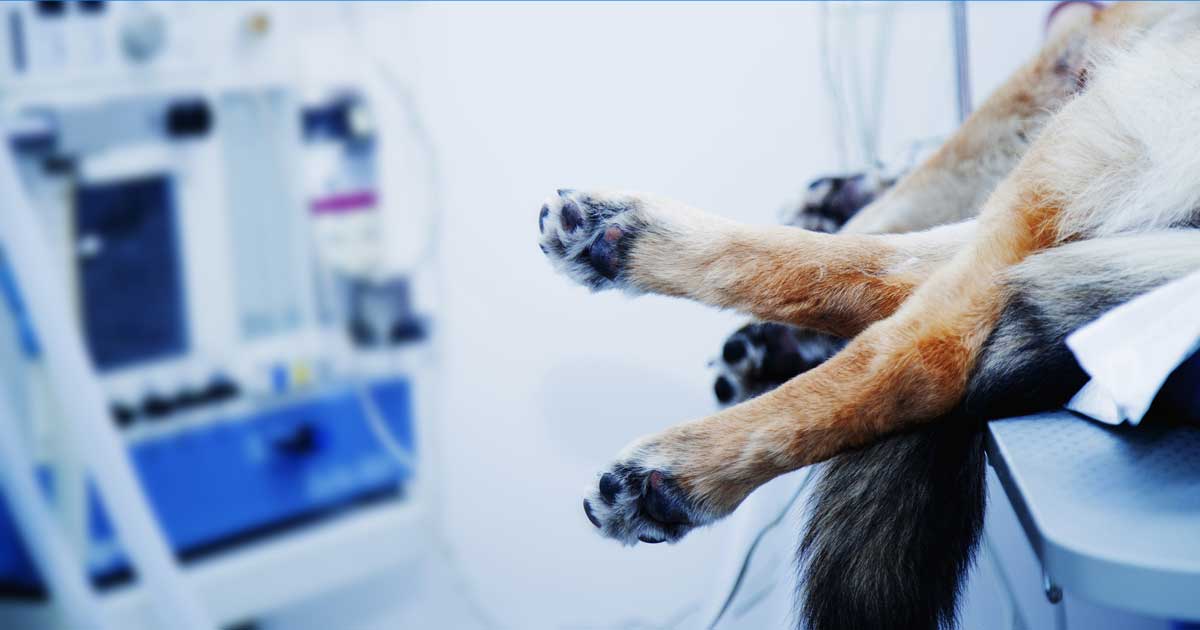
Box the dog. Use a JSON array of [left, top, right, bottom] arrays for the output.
[[536, 3, 1200, 628]]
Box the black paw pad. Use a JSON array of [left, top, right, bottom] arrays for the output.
[[713, 376, 735, 404], [643, 471, 692, 525], [599, 472, 621, 505], [722, 338, 747, 363], [561, 199, 583, 232], [588, 226, 623, 280]]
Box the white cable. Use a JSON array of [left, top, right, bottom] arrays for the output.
[[846, 8, 868, 166], [829, 4, 896, 172], [819, 5, 848, 171], [864, 4, 896, 170], [0, 123, 215, 630], [353, 373, 417, 473], [0, 382, 109, 630]]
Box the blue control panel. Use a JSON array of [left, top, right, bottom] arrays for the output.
[[0, 377, 415, 591]]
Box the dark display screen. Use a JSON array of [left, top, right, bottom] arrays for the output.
[[74, 175, 187, 369]]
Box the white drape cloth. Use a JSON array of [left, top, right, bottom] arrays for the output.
[[1066, 269, 1200, 425]]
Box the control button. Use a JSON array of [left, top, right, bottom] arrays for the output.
[[201, 375, 239, 403], [165, 99, 212, 139], [271, 423, 317, 456], [41, 155, 76, 176], [389, 318, 426, 345], [110, 403, 136, 428], [35, 1, 66, 18], [290, 362, 314, 389], [140, 393, 173, 419], [173, 387, 204, 411]]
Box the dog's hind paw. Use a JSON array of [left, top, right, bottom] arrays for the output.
[[581, 441, 717, 545], [537, 189, 646, 291]]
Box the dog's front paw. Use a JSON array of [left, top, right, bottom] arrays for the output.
[[537, 189, 643, 291], [581, 441, 718, 545]]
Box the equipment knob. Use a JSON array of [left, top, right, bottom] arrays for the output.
[[110, 403, 137, 428], [120, 6, 166, 63], [271, 423, 318, 456], [140, 393, 173, 419]]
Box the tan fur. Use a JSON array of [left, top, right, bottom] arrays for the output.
[[623, 208, 971, 336]]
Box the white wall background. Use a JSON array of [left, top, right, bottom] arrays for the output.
[[268, 3, 1171, 629]]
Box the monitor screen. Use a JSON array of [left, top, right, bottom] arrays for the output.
[[74, 174, 188, 370]]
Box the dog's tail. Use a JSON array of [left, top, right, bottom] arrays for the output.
[[797, 420, 986, 630]]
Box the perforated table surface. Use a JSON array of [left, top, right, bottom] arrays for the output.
[[986, 411, 1200, 621]]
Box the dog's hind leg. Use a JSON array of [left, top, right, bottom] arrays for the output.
[[539, 189, 973, 337]]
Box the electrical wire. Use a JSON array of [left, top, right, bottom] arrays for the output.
[[821, 4, 896, 173], [819, 5, 849, 171], [704, 470, 815, 629], [862, 4, 896, 169]]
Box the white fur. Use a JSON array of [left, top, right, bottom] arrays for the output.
[[1040, 16, 1200, 238]]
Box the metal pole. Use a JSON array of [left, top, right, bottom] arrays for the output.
[[951, 1, 972, 123]]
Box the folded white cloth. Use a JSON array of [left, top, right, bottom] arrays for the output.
[[1065, 269, 1200, 425]]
